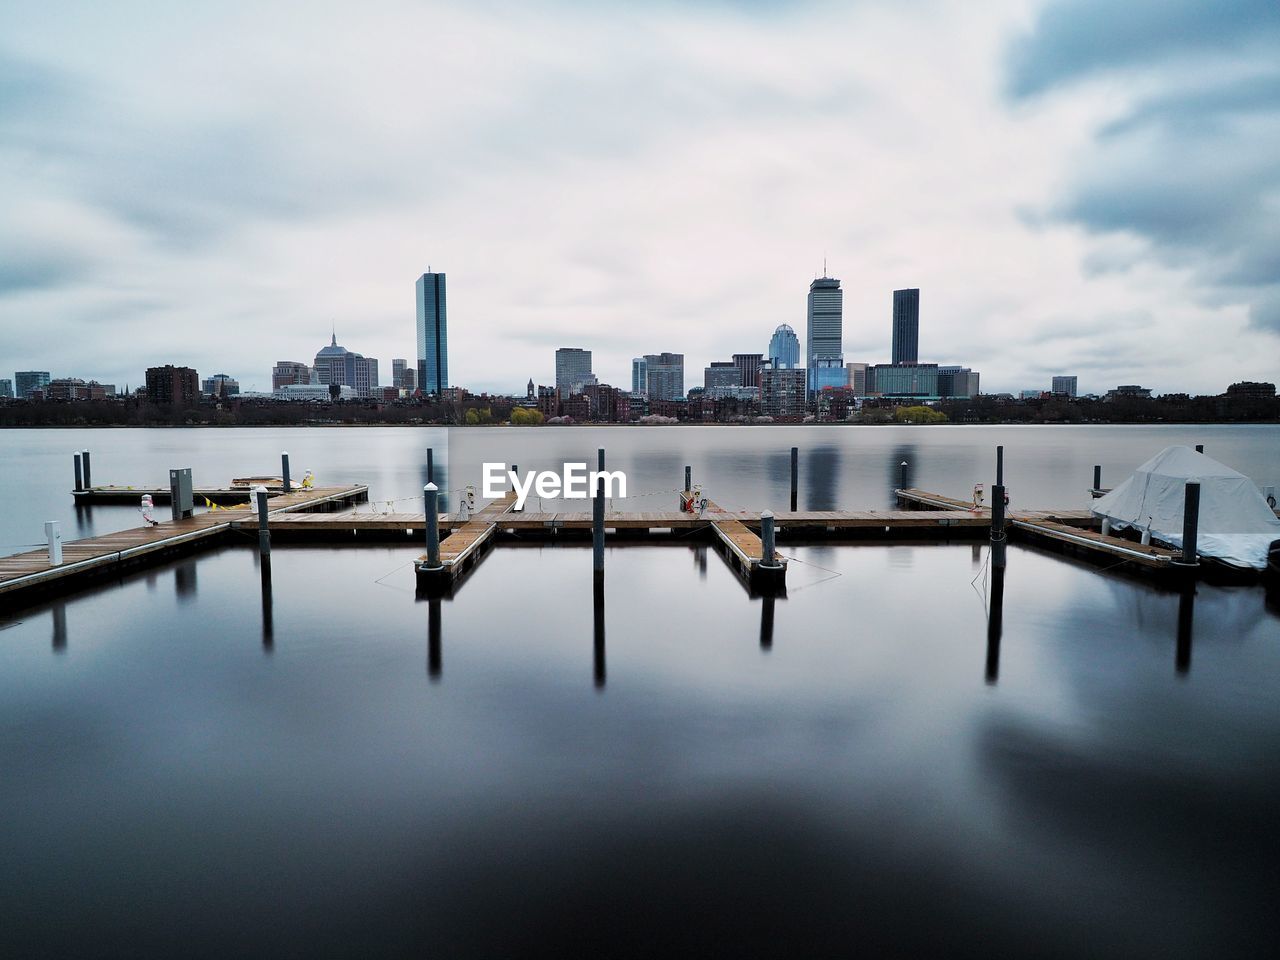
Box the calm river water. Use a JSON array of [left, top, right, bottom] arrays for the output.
[[1, 425, 1278, 957]]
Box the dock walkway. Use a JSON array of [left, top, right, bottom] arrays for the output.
[[415, 492, 518, 589], [1, 485, 368, 603]]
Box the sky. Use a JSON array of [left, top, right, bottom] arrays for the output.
[[1, 0, 1277, 396]]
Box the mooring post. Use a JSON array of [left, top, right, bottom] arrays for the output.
[[593, 477, 605, 578], [761, 510, 777, 567], [790, 447, 798, 512], [991, 445, 1007, 569], [45, 521, 63, 566], [281, 451, 292, 493], [81, 450, 92, 488], [899, 460, 908, 491], [255, 485, 271, 559], [682, 465, 692, 511], [511, 464, 520, 511], [424, 483, 441, 568], [1177, 480, 1201, 567], [598, 448, 605, 472], [1093, 464, 1102, 493], [426, 448, 434, 484], [73, 452, 84, 492]]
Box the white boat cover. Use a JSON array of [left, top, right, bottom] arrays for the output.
[[1091, 446, 1280, 569]]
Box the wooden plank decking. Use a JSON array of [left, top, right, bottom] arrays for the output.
[[414, 492, 518, 589], [0, 485, 368, 602]]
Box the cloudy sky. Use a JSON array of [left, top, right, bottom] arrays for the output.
[[1, 0, 1277, 395]]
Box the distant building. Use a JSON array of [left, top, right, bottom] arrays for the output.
[[631, 357, 648, 396], [1051, 375, 1078, 397], [526, 378, 535, 401], [314, 334, 379, 396], [644, 352, 685, 401], [767, 324, 801, 369], [892, 289, 920, 364], [1225, 381, 1275, 400], [0, 379, 11, 399], [760, 365, 807, 419], [392, 358, 416, 391], [1019, 389, 1044, 400], [704, 361, 739, 392], [1105, 384, 1152, 402], [807, 276, 844, 397], [556, 348, 593, 395], [869, 363, 938, 398], [732, 353, 763, 388], [416, 271, 448, 395], [272, 361, 313, 391], [14, 371, 50, 400], [202, 373, 239, 397], [583, 383, 630, 422], [938, 366, 979, 398], [276, 383, 357, 400], [146, 365, 200, 406], [846, 362, 869, 396]]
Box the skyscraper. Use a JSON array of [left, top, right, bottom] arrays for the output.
[[1052, 375, 1078, 398], [807, 276, 844, 397], [631, 357, 648, 396], [14, 371, 50, 400], [416, 271, 448, 396], [272, 361, 314, 390], [767, 325, 801, 369], [732, 353, 763, 388], [644, 353, 685, 401], [892, 289, 920, 364], [555, 348, 593, 395]]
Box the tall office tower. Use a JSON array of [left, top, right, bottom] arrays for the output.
[[704, 361, 739, 391], [846, 362, 869, 396], [14, 371, 51, 399], [892, 288, 920, 364], [767, 324, 801, 369], [0, 379, 12, 399], [807, 276, 844, 397], [202, 374, 239, 397], [644, 352, 685, 401], [631, 357, 648, 396], [416, 271, 448, 396], [760, 366, 807, 418], [1052, 375, 1078, 398], [732, 353, 763, 388], [556, 348, 593, 395], [273, 361, 312, 391], [392, 359, 409, 389], [937, 366, 979, 398]]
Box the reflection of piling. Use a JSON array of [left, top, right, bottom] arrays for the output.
[[1176, 585, 1194, 675], [424, 483, 441, 569], [73, 453, 84, 492], [986, 566, 1004, 684], [991, 445, 1007, 570], [255, 486, 271, 559], [260, 559, 274, 650], [52, 603, 67, 653], [593, 578, 606, 689], [790, 447, 798, 512], [593, 478, 605, 579], [1174, 480, 1201, 568], [281, 452, 292, 493], [428, 597, 442, 681], [760, 594, 775, 651]]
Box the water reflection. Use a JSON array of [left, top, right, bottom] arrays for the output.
[[73, 502, 94, 537], [174, 560, 197, 601], [803, 445, 840, 510], [1176, 585, 1194, 676], [260, 559, 274, 652], [51, 602, 67, 653], [427, 597, 442, 681], [986, 566, 1004, 685], [593, 580, 606, 689], [693, 545, 707, 579], [760, 595, 775, 651]]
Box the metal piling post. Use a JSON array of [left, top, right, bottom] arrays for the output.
[[593, 477, 605, 578], [255, 486, 271, 559], [1176, 480, 1201, 568], [281, 451, 292, 493], [424, 483, 441, 568], [790, 447, 798, 512], [73, 453, 84, 492]]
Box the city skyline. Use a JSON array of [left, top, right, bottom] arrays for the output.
[[2, 2, 1277, 396]]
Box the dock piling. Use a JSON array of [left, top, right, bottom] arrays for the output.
[[1195, 444, 1204, 454], [45, 521, 63, 566], [790, 447, 798, 512], [281, 452, 292, 493], [73, 453, 84, 492], [255, 486, 271, 558], [81, 450, 92, 488], [761, 511, 778, 567], [424, 483, 441, 569], [598, 448, 605, 472], [991, 446, 1007, 569], [1093, 464, 1102, 494], [1176, 480, 1201, 567], [593, 477, 605, 577], [899, 460, 908, 491]]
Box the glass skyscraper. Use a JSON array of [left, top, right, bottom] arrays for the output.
[[556, 348, 593, 395], [768, 324, 801, 369], [806, 277, 844, 397], [416, 272, 448, 396], [892, 288, 920, 364]]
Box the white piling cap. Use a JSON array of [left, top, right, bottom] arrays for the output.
[[281, 450, 289, 456], [425, 482, 438, 492], [254, 484, 268, 494], [761, 510, 774, 519]]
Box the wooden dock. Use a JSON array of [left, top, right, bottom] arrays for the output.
[[703, 500, 786, 589], [72, 484, 289, 505], [414, 492, 518, 591], [0, 485, 368, 604]]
